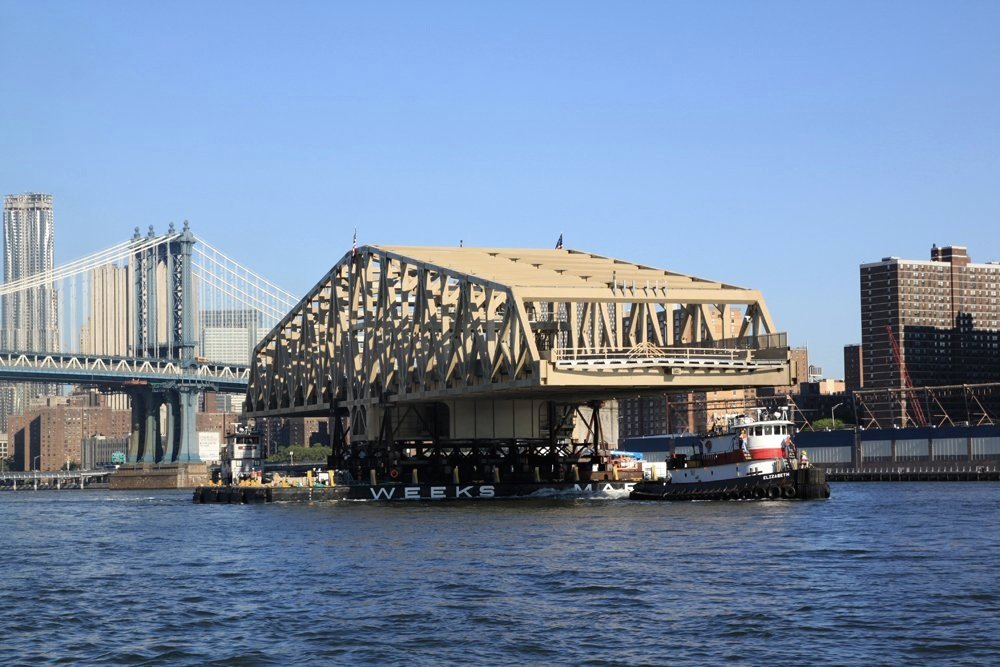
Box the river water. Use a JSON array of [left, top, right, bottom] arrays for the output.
[[1, 483, 997, 665]]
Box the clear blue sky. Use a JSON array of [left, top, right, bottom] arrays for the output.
[[2, 1, 999, 377]]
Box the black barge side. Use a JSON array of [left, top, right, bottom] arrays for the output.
[[629, 468, 830, 501]]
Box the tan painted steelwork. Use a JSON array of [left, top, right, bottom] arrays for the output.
[[245, 246, 793, 428]]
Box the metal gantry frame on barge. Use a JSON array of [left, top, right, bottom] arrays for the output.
[[328, 399, 623, 484], [245, 245, 798, 483], [853, 382, 999, 430]]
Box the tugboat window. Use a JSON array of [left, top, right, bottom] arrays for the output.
[[764, 426, 773, 435]]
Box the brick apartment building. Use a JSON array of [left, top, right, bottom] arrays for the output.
[[8, 392, 239, 471], [9, 394, 130, 471], [843, 344, 863, 393], [860, 244, 1000, 424]]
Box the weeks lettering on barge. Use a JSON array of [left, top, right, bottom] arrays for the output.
[[368, 485, 495, 500], [365, 482, 634, 500]]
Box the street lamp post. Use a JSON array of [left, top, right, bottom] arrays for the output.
[[831, 402, 844, 429], [33, 455, 41, 471]]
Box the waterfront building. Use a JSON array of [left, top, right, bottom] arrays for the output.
[[8, 391, 235, 471], [8, 394, 130, 471], [860, 244, 1000, 424], [81, 435, 129, 469], [844, 344, 863, 393], [1, 193, 59, 432]]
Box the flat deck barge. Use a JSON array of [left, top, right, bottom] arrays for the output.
[[194, 480, 635, 503]]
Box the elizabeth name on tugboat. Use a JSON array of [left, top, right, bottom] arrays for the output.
[[630, 408, 830, 501]]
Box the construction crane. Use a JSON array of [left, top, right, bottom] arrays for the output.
[[885, 324, 928, 427]]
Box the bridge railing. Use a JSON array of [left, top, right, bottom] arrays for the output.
[[549, 344, 769, 367], [0, 470, 112, 480], [0, 349, 249, 379]]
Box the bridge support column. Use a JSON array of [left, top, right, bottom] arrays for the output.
[[174, 388, 201, 463], [162, 391, 178, 464], [126, 386, 206, 466], [128, 393, 143, 463], [142, 394, 162, 464], [328, 403, 350, 471], [127, 389, 163, 464]]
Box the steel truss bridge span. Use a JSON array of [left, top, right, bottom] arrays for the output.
[[245, 245, 795, 485], [246, 245, 794, 421]]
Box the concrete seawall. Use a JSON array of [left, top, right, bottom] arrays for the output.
[[110, 463, 210, 490]]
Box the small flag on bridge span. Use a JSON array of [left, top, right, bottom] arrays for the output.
[[555, 233, 563, 250], [352, 227, 357, 257]]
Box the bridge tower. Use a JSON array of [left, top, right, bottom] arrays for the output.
[[127, 222, 202, 465]]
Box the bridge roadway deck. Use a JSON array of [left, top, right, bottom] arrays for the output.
[[0, 349, 248, 392]]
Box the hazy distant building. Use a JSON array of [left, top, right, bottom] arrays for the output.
[[199, 309, 259, 412], [79, 264, 131, 357], [860, 244, 1000, 423], [1, 193, 59, 431], [200, 309, 259, 365]]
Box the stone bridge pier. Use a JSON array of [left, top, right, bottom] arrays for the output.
[[126, 385, 202, 464]]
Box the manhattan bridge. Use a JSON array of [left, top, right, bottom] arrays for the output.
[[0, 222, 298, 466]]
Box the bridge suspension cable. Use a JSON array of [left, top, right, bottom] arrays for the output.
[[0, 234, 179, 296], [0, 229, 299, 361], [192, 238, 300, 327]]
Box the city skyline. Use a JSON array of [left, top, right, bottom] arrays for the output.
[[2, 3, 1000, 378]]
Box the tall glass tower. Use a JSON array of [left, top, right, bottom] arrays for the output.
[[1, 193, 59, 431]]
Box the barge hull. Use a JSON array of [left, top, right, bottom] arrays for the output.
[[194, 481, 634, 504]]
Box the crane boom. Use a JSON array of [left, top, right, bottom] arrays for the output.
[[885, 324, 928, 427]]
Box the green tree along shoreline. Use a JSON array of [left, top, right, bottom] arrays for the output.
[[266, 445, 332, 464], [807, 418, 849, 430]]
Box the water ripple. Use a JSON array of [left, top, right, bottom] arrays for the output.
[[1, 484, 998, 664]]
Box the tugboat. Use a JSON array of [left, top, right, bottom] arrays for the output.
[[629, 408, 830, 501]]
